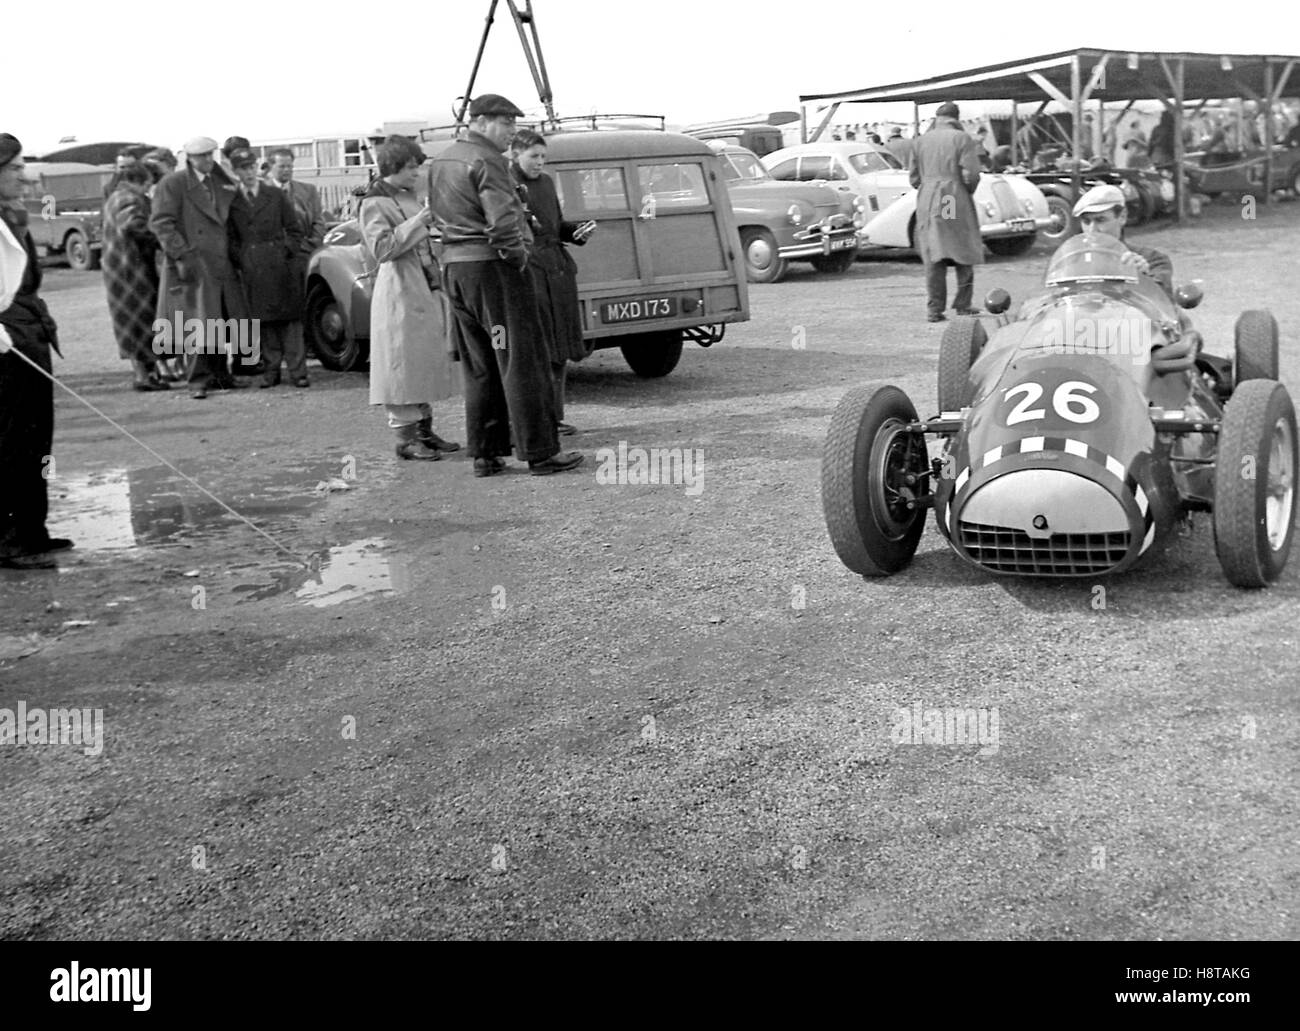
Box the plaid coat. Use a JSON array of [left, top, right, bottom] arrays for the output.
[[101, 183, 160, 361]]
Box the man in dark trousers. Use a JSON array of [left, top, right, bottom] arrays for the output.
[[150, 136, 251, 399], [909, 101, 984, 323], [228, 149, 307, 387], [0, 134, 71, 569], [427, 94, 583, 477]]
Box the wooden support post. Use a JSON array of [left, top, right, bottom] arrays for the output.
[[1071, 55, 1083, 207], [1010, 105, 1018, 165], [1264, 61, 1275, 207]]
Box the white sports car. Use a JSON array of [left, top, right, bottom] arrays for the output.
[[863, 172, 1057, 257]]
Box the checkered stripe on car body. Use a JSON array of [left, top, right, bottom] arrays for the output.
[[944, 436, 1155, 551]]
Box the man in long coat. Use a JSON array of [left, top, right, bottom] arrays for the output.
[[427, 94, 582, 477], [150, 135, 251, 399], [0, 133, 70, 568], [227, 148, 307, 387], [910, 101, 984, 323]]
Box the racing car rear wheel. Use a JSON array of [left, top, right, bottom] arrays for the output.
[[985, 234, 1035, 258], [1234, 310, 1279, 383], [937, 318, 988, 411], [821, 385, 929, 576], [1213, 380, 1297, 587]]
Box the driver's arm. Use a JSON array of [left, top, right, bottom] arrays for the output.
[[1124, 244, 1174, 298]]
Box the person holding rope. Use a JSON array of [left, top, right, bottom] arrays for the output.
[[0, 133, 71, 569]]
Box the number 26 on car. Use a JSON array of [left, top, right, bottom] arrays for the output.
[[1001, 377, 1101, 426]]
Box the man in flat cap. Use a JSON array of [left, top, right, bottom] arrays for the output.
[[428, 93, 583, 477], [910, 100, 984, 323], [151, 135, 252, 398], [1071, 184, 1174, 297], [0, 133, 71, 568]]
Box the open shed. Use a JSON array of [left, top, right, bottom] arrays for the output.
[[800, 48, 1300, 220]]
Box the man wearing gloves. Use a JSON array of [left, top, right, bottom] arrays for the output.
[[427, 94, 582, 478]]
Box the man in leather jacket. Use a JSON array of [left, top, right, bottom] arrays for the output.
[[428, 94, 583, 477]]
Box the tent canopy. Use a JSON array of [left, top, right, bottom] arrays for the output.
[[801, 48, 1299, 107]]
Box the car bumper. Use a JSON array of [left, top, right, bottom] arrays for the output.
[[980, 214, 1056, 239], [779, 230, 859, 260]]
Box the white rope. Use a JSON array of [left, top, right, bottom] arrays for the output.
[[3, 345, 310, 567]]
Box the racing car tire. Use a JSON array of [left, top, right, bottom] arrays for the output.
[[620, 331, 683, 378], [821, 384, 928, 576], [937, 318, 988, 412], [1234, 310, 1279, 383], [985, 235, 1035, 258], [1213, 379, 1298, 588], [740, 228, 788, 284]]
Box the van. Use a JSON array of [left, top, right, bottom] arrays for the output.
[[305, 129, 750, 378]]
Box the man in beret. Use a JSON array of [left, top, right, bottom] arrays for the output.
[[910, 100, 984, 323], [0, 133, 71, 568], [428, 94, 583, 477], [150, 135, 252, 399]]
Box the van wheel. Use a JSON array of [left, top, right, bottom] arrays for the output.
[[620, 331, 683, 377], [305, 280, 366, 371], [740, 228, 788, 283], [64, 230, 98, 271]]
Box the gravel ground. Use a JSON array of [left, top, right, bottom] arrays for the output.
[[1, 199, 1297, 940]]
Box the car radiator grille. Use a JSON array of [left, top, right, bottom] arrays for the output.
[[989, 180, 1020, 217], [957, 521, 1130, 575]]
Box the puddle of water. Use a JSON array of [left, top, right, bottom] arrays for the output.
[[46, 460, 366, 551], [233, 537, 407, 608]]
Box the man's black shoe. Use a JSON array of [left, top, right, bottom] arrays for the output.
[[528, 452, 584, 476], [954, 307, 981, 316], [473, 457, 507, 478], [927, 313, 947, 323], [0, 552, 57, 570]]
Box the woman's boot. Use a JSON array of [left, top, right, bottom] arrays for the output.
[[395, 423, 442, 460], [417, 417, 461, 453]]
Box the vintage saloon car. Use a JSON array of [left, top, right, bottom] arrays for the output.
[[305, 130, 750, 378], [763, 141, 913, 223], [822, 233, 1296, 588], [707, 142, 860, 283]]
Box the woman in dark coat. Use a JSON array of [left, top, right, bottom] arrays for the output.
[[511, 131, 595, 435], [102, 164, 166, 390]]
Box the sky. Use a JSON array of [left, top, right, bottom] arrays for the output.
[[8, 0, 1300, 155]]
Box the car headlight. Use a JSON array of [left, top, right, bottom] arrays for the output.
[[787, 203, 803, 226], [852, 196, 866, 227], [984, 200, 997, 217], [1022, 198, 1035, 214]]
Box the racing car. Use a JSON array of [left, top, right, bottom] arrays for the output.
[[821, 233, 1296, 588]]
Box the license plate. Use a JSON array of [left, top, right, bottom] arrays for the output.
[[829, 235, 856, 251], [1008, 218, 1034, 233], [600, 297, 676, 323]]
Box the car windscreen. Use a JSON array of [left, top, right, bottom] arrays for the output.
[[724, 150, 770, 182], [1045, 233, 1139, 285], [849, 150, 900, 173]]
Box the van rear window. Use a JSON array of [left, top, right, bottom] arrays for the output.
[[554, 168, 630, 214], [637, 163, 709, 208]]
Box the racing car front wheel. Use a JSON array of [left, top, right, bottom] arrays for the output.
[[822, 385, 929, 576], [1213, 379, 1298, 588]]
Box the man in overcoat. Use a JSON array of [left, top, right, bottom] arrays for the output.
[[909, 101, 984, 323], [0, 134, 70, 568], [228, 148, 306, 387], [150, 135, 251, 399], [427, 94, 582, 477]]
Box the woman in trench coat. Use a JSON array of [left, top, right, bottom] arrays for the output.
[[510, 130, 594, 435], [359, 136, 460, 460]]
